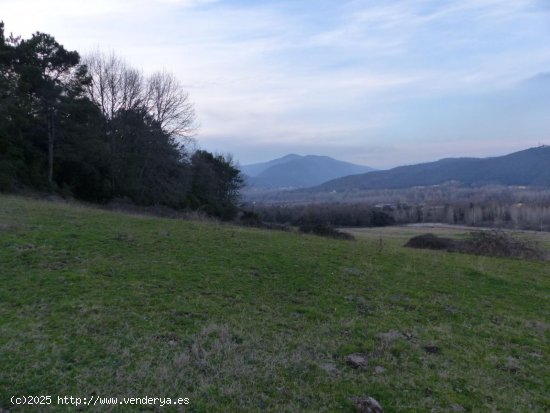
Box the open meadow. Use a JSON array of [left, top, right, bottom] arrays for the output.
[[1, 195, 549, 412]]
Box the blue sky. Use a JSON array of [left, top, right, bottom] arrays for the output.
[[1, 0, 550, 168]]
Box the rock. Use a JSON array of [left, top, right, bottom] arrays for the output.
[[351, 396, 384, 413], [402, 332, 414, 341], [374, 365, 385, 374], [446, 305, 458, 314], [320, 363, 338, 375], [343, 267, 363, 276], [345, 353, 369, 368], [378, 330, 403, 343], [451, 404, 465, 412], [504, 356, 521, 373], [423, 344, 440, 354]]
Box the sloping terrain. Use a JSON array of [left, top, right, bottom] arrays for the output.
[[244, 155, 374, 189], [316, 146, 550, 191], [0, 195, 549, 412], [241, 154, 303, 177]]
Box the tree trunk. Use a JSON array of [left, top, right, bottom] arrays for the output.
[[47, 106, 55, 185]]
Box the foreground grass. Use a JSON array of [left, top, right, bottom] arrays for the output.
[[0, 195, 549, 412]]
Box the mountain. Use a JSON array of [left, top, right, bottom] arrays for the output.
[[241, 154, 302, 177], [315, 146, 550, 192], [243, 155, 375, 189]]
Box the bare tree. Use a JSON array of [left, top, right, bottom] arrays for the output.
[[145, 70, 196, 137], [84, 52, 195, 139], [83, 51, 144, 119]]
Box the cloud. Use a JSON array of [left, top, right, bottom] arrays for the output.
[[1, 0, 549, 166]]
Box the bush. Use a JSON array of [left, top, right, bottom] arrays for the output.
[[461, 231, 547, 260], [404, 231, 547, 260], [298, 223, 355, 240], [239, 211, 262, 227], [404, 233, 457, 251]]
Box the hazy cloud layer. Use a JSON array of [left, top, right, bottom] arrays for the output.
[[1, 0, 549, 167]]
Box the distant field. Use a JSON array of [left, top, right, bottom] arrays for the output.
[[1, 195, 549, 412], [344, 224, 550, 247]]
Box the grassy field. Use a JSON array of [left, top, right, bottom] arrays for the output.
[[1, 195, 549, 412], [344, 224, 550, 246]]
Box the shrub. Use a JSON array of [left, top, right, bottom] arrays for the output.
[[404, 231, 547, 260], [404, 233, 457, 251], [239, 211, 262, 227], [298, 223, 355, 240], [461, 230, 547, 260]]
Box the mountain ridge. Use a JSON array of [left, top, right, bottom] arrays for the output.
[[314, 146, 550, 192], [242, 154, 375, 189]]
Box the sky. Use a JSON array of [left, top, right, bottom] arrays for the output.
[[1, 0, 550, 168]]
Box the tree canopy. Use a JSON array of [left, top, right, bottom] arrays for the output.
[[0, 22, 243, 218]]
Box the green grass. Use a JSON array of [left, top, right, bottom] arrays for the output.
[[1, 195, 549, 412]]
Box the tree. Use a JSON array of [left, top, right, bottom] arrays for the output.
[[110, 108, 191, 206], [84, 51, 144, 120], [15, 31, 82, 184], [84, 52, 196, 138], [1, 24, 245, 217], [145, 70, 195, 138], [83, 51, 196, 192], [188, 151, 243, 219]]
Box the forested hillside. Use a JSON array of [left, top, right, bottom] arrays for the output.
[[317, 146, 550, 191], [0, 23, 242, 218]]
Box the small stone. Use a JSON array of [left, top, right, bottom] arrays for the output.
[[424, 344, 440, 354], [320, 363, 338, 375], [378, 330, 403, 343], [451, 404, 465, 412], [446, 305, 458, 314], [505, 356, 521, 373], [345, 353, 369, 368], [403, 332, 414, 340], [374, 365, 385, 374], [343, 267, 362, 276], [351, 396, 384, 413]]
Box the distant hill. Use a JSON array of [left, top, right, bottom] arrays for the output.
[[241, 154, 303, 177], [243, 155, 375, 189], [316, 146, 550, 191]]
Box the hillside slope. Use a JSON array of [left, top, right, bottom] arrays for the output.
[[0, 195, 548, 412], [240, 154, 303, 177], [317, 146, 550, 191], [246, 155, 374, 189]]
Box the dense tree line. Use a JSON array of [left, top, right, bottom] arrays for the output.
[[0, 23, 242, 218], [246, 202, 394, 227], [249, 185, 550, 231]]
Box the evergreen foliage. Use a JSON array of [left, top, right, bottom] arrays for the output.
[[0, 23, 243, 218]]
